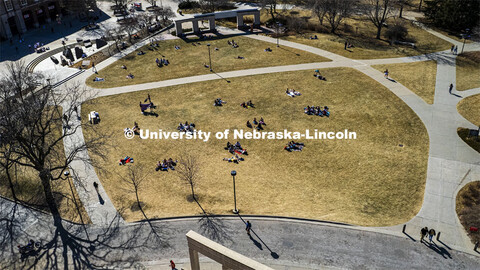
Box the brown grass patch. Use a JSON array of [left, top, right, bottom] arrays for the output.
[[456, 181, 480, 244], [456, 52, 480, 91], [373, 60, 437, 104], [82, 68, 429, 226], [86, 35, 329, 88], [458, 94, 480, 126]]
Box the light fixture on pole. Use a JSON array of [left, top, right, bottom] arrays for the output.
[[207, 43, 212, 72], [231, 170, 238, 214]]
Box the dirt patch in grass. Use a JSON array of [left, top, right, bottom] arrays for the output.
[[456, 52, 480, 91], [458, 94, 480, 126], [86, 35, 329, 89], [457, 128, 480, 153], [373, 60, 437, 104], [456, 181, 480, 244], [82, 68, 428, 226]]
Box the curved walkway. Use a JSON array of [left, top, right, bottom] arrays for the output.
[[18, 21, 480, 268]]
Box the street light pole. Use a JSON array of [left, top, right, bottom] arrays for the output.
[[276, 21, 279, 47], [231, 170, 238, 214], [207, 43, 212, 72]]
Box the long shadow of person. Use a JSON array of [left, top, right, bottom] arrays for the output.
[[249, 235, 263, 250]]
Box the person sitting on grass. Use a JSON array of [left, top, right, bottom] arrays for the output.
[[215, 47, 219, 51], [236, 56, 245, 59], [246, 120, 252, 128], [259, 117, 266, 125], [256, 122, 264, 130], [137, 50, 146, 55], [174, 45, 181, 50], [264, 47, 272, 52], [121, 65, 127, 69], [204, 63, 210, 68], [223, 154, 243, 163], [246, 100, 254, 108], [93, 77, 104, 82], [126, 73, 134, 79]]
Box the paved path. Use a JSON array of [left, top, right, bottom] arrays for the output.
[[3, 15, 480, 268], [1, 198, 480, 269]]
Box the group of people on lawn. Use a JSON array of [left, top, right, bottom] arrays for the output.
[[156, 158, 177, 171], [227, 40, 239, 48], [246, 117, 266, 130], [240, 100, 255, 108], [304, 105, 330, 117], [177, 121, 195, 133], [224, 141, 248, 163]]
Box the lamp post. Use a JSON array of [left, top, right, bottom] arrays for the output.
[[276, 21, 279, 47], [231, 170, 238, 214], [207, 43, 212, 71], [461, 28, 470, 54]]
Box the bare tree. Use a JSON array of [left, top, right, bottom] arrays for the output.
[[324, 0, 357, 33], [396, 0, 411, 18], [120, 16, 140, 44], [104, 24, 124, 54], [119, 165, 148, 220], [364, 0, 395, 39], [176, 154, 205, 212], [262, 0, 279, 21], [0, 62, 106, 227], [308, 0, 328, 26]]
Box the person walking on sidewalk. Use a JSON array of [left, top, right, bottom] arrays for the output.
[[449, 83, 453, 94], [428, 228, 436, 243], [420, 227, 428, 243], [170, 260, 176, 270], [92, 62, 97, 74], [246, 220, 252, 236], [93, 182, 99, 193]]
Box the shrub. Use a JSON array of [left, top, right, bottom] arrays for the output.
[[178, 0, 200, 10], [385, 21, 409, 42]]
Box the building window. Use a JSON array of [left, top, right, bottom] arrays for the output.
[[4, 0, 13, 11], [20, 0, 27, 6]]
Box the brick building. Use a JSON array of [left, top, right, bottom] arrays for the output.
[[0, 0, 97, 40]]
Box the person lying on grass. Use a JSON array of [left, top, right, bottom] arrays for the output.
[[286, 88, 301, 97], [223, 154, 244, 163], [133, 122, 140, 135], [119, 156, 134, 165], [214, 98, 226, 106], [126, 73, 134, 79], [93, 77, 104, 82]]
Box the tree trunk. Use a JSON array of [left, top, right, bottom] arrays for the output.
[[376, 25, 382, 39], [418, 0, 423, 12], [399, 5, 404, 18], [39, 169, 62, 226], [5, 166, 18, 201], [190, 184, 196, 201]]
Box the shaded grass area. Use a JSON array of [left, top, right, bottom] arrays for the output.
[[457, 128, 480, 154], [82, 68, 429, 226], [86, 35, 329, 88], [373, 60, 437, 104], [456, 52, 480, 91], [457, 94, 480, 126], [456, 181, 480, 244], [273, 10, 452, 59]]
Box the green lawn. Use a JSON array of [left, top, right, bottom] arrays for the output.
[[82, 68, 429, 226], [456, 52, 480, 91], [373, 60, 437, 104], [87, 35, 329, 88]]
